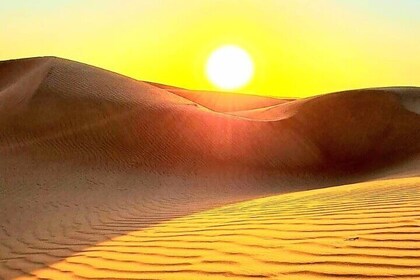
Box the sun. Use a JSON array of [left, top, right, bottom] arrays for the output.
[[206, 45, 254, 90]]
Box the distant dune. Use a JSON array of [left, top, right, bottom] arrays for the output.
[[0, 57, 419, 173], [0, 57, 419, 279]]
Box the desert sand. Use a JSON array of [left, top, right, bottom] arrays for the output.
[[0, 57, 419, 279]]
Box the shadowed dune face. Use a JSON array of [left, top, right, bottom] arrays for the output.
[[0, 57, 419, 279], [0, 57, 419, 174]]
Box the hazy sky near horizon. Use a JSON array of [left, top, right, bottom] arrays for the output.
[[2, 0, 420, 97]]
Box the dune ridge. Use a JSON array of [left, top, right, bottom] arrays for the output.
[[0, 57, 419, 173], [0, 57, 419, 279]]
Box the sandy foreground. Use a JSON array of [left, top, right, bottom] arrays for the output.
[[0, 57, 419, 279]]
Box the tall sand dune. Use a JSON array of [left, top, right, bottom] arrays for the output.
[[0, 57, 419, 279], [0, 57, 419, 173]]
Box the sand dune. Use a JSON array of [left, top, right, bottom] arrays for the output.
[[0, 57, 419, 279], [19, 177, 420, 280], [165, 88, 291, 112], [1, 57, 419, 173], [148, 81, 291, 113]]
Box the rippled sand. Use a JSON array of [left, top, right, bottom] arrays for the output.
[[10, 177, 419, 280]]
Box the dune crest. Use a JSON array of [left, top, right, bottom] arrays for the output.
[[0, 57, 419, 174]]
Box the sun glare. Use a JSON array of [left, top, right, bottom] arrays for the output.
[[206, 45, 254, 90]]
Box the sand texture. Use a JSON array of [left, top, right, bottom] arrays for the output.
[[0, 57, 419, 279]]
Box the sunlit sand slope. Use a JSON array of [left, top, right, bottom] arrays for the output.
[[148, 82, 290, 112], [19, 177, 420, 280], [165, 88, 291, 112]]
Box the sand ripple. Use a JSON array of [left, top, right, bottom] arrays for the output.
[[9, 177, 419, 280]]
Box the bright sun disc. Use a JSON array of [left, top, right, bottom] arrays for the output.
[[206, 45, 254, 90]]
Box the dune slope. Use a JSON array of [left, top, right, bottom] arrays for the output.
[[20, 177, 420, 280], [0, 57, 419, 173]]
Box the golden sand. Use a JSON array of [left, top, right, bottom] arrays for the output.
[[17, 177, 420, 279]]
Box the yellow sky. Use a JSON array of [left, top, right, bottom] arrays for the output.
[[2, 0, 420, 97]]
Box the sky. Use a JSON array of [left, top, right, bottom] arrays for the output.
[[2, 0, 420, 97]]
